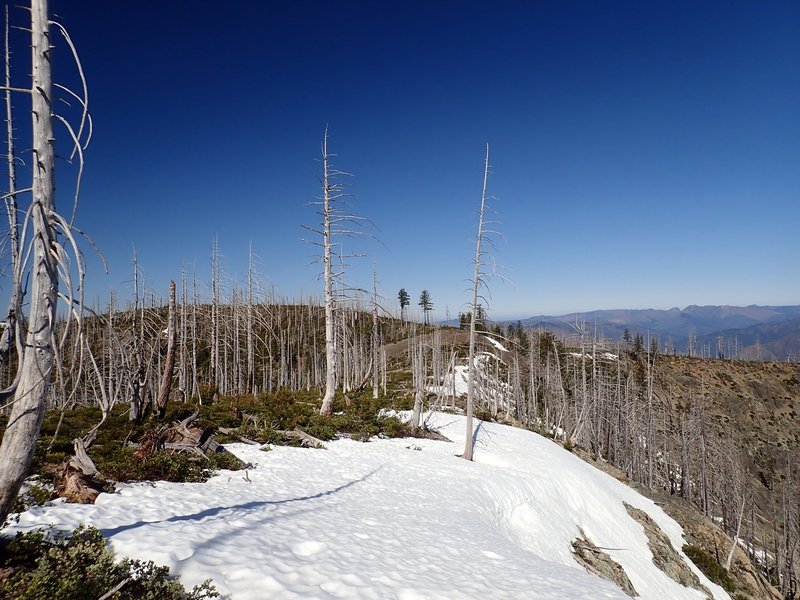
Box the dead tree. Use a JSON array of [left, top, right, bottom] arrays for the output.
[[410, 332, 425, 432], [464, 144, 502, 460], [317, 129, 338, 414], [0, 7, 21, 366], [246, 244, 256, 394], [128, 251, 149, 422], [371, 266, 380, 399], [303, 127, 371, 416], [154, 280, 177, 418], [210, 235, 222, 394], [0, 0, 91, 524]]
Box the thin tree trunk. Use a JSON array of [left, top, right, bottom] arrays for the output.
[[725, 494, 747, 570], [211, 236, 220, 392], [0, 6, 21, 365], [154, 280, 177, 418], [372, 267, 379, 399], [464, 144, 490, 461], [246, 244, 255, 394], [0, 0, 58, 524], [319, 128, 336, 415], [410, 337, 423, 432]]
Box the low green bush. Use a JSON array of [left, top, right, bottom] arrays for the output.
[[0, 525, 218, 599], [381, 417, 413, 438], [96, 445, 243, 484], [683, 544, 736, 593]]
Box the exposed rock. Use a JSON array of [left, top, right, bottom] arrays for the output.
[[577, 448, 782, 600], [624, 502, 712, 600], [571, 529, 638, 597]]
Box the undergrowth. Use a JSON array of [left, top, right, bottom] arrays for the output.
[[201, 389, 413, 444], [1, 388, 414, 493], [683, 544, 737, 593], [96, 445, 243, 484], [0, 525, 218, 599]]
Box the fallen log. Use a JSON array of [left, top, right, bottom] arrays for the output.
[[275, 428, 326, 449], [217, 427, 261, 445]]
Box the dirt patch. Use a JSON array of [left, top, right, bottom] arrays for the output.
[[382, 329, 470, 362]]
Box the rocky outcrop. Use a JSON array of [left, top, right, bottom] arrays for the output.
[[571, 528, 638, 597], [625, 502, 712, 600]]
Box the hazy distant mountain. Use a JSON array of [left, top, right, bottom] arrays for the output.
[[694, 317, 800, 361], [518, 305, 800, 360]]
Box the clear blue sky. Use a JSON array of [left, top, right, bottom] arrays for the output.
[[21, 1, 800, 320]]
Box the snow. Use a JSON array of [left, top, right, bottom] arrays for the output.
[[483, 335, 508, 353], [4, 414, 729, 600], [427, 353, 508, 399], [427, 362, 470, 397], [568, 352, 619, 361]]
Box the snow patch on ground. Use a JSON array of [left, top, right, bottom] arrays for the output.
[[483, 335, 508, 353], [4, 414, 729, 600]]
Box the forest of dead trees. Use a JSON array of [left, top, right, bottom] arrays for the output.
[[0, 2, 796, 597], [0, 256, 796, 596]]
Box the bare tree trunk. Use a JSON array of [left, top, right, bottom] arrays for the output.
[[129, 250, 146, 422], [410, 334, 425, 432], [154, 281, 177, 418], [319, 129, 336, 415], [178, 268, 188, 400], [211, 236, 221, 392], [246, 243, 255, 394], [0, 0, 57, 524], [372, 266, 379, 400], [464, 144, 491, 461], [0, 7, 21, 366], [191, 270, 200, 403], [725, 493, 747, 570]]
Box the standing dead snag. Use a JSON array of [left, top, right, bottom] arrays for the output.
[[0, 0, 92, 525], [0, 0, 57, 523], [302, 126, 372, 416], [154, 280, 178, 418], [0, 0, 58, 523], [319, 130, 337, 415], [464, 144, 498, 461], [0, 6, 21, 366]]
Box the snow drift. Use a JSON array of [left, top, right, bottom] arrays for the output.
[[4, 413, 729, 599]]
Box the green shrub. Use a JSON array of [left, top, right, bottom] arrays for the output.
[[683, 544, 736, 593], [95, 446, 243, 484], [0, 525, 218, 599], [382, 417, 413, 438], [474, 408, 495, 422]]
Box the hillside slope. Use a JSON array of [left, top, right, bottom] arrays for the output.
[[6, 414, 729, 599], [519, 305, 800, 359], [652, 355, 800, 477]]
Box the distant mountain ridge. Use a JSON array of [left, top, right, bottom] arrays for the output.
[[518, 305, 800, 361]]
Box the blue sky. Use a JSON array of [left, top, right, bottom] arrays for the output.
[[10, 1, 797, 320]]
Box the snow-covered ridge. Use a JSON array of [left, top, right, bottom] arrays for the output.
[[4, 414, 729, 599]]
